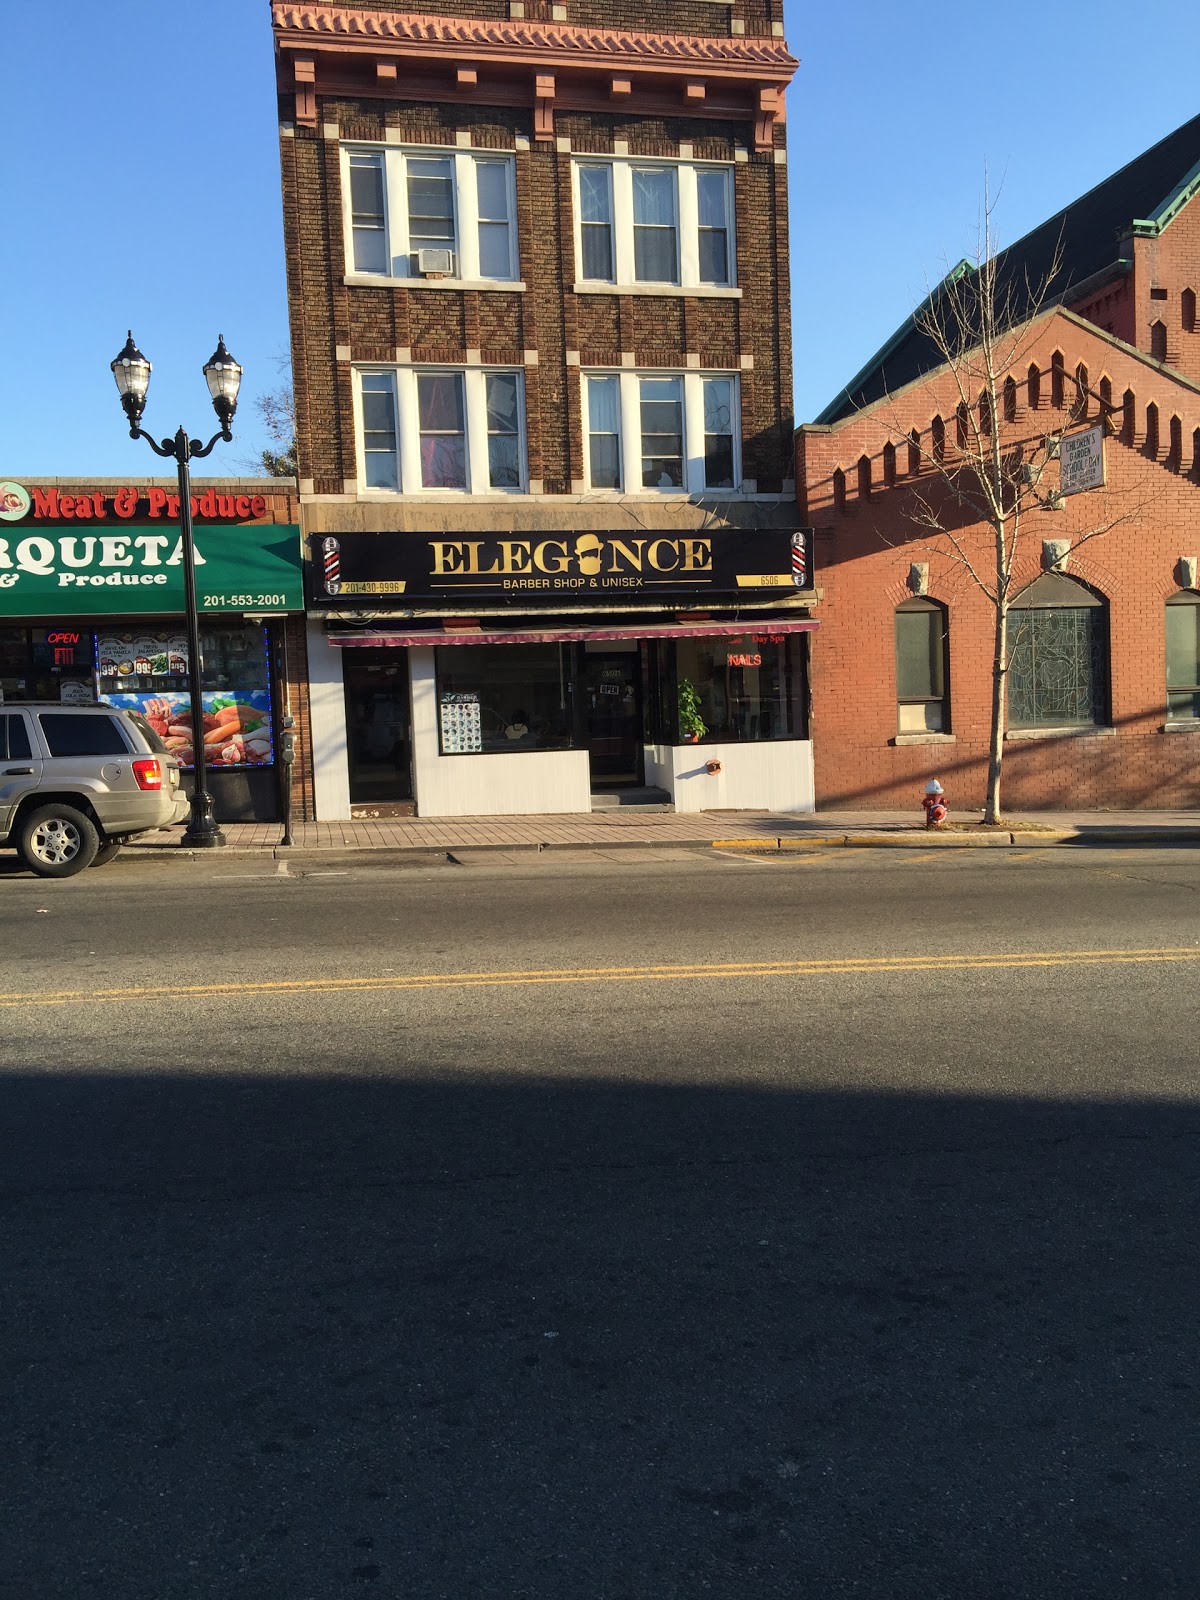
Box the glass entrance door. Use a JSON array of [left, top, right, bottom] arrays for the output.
[[582, 650, 642, 786], [343, 650, 413, 803]]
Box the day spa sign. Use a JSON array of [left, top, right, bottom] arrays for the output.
[[0, 481, 302, 618]]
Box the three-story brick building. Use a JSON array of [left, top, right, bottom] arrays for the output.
[[271, 0, 811, 818]]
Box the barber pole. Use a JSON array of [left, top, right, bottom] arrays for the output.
[[791, 530, 807, 588], [322, 536, 341, 596]]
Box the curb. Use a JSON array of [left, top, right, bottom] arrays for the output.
[[711, 829, 1200, 851]]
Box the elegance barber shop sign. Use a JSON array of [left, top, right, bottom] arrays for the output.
[[313, 527, 813, 605]]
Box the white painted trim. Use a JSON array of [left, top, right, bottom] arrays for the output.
[[305, 618, 352, 820], [580, 369, 741, 495], [353, 365, 528, 495], [571, 156, 736, 291]]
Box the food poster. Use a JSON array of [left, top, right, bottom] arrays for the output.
[[98, 688, 275, 769]]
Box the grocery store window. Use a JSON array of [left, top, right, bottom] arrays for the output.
[[571, 159, 735, 290], [895, 600, 950, 733], [435, 645, 576, 755], [582, 371, 740, 493], [1166, 591, 1200, 719], [357, 368, 526, 494], [342, 144, 518, 284]]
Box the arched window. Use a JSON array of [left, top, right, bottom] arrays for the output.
[[1073, 363, 1089, 420], [1027, 363, 1041, 410], [1151, 320, 1168, 362], [832, 467, 846, 513], [956, 402, 969, 448], [1145, 402, 1159, 459], [1193, 428, 1200, 479], [1183, 289, 1197, 334], [1121, 388, 1136, 446], [857, 454, 872, 502], [1050, 351, 1065, 408], [1166, 591, 1200, 719], [1008, 573, 1108, 729], [907, 429, 921, 476], [931, 415, 945, 464], [883, 440, 896, 487], [895, 599, 950, 733], [979, 390, 993, 434], [1168, 415, 1183, 470], [1098, 375, 1112, 427], [1003, 377, 1018, 423]]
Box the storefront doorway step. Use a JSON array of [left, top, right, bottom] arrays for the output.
[[351, 801, 418, 819], [591, 787, 673, 811]]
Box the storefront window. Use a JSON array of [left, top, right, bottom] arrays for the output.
[[95, 622, 275, 770], [435, 644, 575, 754], [666, 633, 806, 743]]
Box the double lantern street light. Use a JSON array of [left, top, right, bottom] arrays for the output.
[[109, 333, 242, 849]]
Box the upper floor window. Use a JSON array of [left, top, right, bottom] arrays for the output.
[[572, 159, 735, 291], [343, 145, 518, 284], [582, 371, 739, 494], [356, 368, 526, 494]]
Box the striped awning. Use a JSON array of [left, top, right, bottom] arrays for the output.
[[327, 616, 818, 647]]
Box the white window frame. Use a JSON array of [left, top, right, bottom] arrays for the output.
[[571, 158, 737, 294], [340, 143, 520, 286], [352, 367, 528, 495], [580, 370, 741, 495]]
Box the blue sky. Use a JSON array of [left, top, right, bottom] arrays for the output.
[[3, 0, 1196, 476]]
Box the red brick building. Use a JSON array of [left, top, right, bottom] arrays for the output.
[[271, 0, 814, 819], [796, 114, 1200, 813]]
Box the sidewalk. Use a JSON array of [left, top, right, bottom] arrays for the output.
[[125, 807, 1200, 855]]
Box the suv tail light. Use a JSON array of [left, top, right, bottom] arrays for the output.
[[132, 758, 163, 791]]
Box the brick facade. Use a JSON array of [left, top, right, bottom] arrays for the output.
[[797, 272, 1200, 812]]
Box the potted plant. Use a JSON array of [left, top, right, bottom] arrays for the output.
[[677, 677, 707, 743]]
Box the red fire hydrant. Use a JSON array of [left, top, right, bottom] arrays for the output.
[[922, 779, 947, 828]]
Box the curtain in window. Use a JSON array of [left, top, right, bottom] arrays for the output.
[[417, 373, 466, 489], [696, 170, 729, 286], [702, 378, 734, 488], [475, 160, 512, 279], [632, 169, 677, 282], [587, 377, 621, 488], [407, 158, 455, 254], [349, 156, 387, 274], [1166, 593, 1200, 719], [578, 166, 614, 281]]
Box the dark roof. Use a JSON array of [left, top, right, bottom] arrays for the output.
[[815, 110, 1200, 425]]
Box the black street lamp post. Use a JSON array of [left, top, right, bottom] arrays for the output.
[[110, 332, 243, 848]]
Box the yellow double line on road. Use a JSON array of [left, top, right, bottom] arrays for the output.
[[1, 946, 1198, 1010]]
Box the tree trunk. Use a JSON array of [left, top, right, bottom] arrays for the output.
[[985, 601, 1008, 824]]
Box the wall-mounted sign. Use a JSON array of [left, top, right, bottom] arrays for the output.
[[1059, 425, 1105, 496], [0, 524, 304, 618], [311, 527, 814, 607], [0, 482, 272, 524]]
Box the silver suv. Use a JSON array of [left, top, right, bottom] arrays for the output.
[[0, 703, 189, 877]]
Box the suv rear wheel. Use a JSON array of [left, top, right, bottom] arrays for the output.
[[90, 840, 123, 867], [17, 804, 100, 878]]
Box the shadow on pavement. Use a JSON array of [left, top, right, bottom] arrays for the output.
[[5, 1071, 1198, 1599]]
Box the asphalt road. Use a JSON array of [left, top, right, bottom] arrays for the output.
[[3, 844, 1200, 1598]]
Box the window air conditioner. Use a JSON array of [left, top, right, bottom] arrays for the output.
[[416, 248, 455, 276]]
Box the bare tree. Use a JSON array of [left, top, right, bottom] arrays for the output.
[[889, 196, 1154, 824], [255, 376, 297, 478]]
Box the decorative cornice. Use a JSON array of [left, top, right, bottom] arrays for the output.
[[272, 4, 796, 73], [272, 4, 796, 145]]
